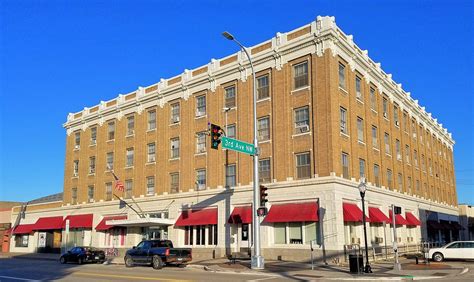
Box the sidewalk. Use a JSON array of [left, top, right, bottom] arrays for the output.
[[1, 252, 468, 280]]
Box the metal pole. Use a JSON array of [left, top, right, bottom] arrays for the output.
[[223, 33, 263, 269], [392, 205, 401, 271], [361, 192, 372, 273]]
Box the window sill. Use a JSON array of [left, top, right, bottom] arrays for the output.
[[340, 132, 350, 139], [397, 158, 402, 162], [373, 147, 380, 152], [125, 166, 134, 169], [357, 141, 366, 146], [257, 97, 271, 103], [339, 87, 348, 95], [89, 143, 97, 147], [371, 109, 378, 115], [356, 98, 364, 105], [292, 132, 311, 139], [73, 147, 80, 151], [71, 176, 79, 179], [195, 114, 207, 120], [147, 128, 157, 133], [169, 122, 181, 127], [146, 161, 156, 165], [258, 139, 271, 143], [107, 139, 115, 143], [383, 117, 390, 122], [126, 134, 135, 138], [291, 86, 310, 94], [195, 152, 207, 156], [169, 158, 180, 161], [385, 153, 392, 158], [88, 173, 96, 176]]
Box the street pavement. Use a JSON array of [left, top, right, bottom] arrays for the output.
[[0, 254, 472, 281]]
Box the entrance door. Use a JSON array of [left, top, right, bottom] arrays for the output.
[[239, 224, 250, 253]]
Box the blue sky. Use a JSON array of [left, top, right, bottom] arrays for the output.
[[0, 0, 473, 204]]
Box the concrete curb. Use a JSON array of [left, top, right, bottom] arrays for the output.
[[0, 255, 59, 262]]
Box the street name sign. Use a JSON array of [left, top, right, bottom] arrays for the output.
[[221, 137, 255, 155]]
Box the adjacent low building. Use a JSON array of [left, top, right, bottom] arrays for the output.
[[459, 204, 474, 240], [10, 16, 459, 261]]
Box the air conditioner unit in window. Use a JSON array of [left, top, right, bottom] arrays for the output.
[[383, 112, 388, 118], [89, 169, 95, 174], [74, 145, 80, 149], [196, 111, 205, 117], [128, 130, 135, 135], [395, 121, 400, 126], [73, 172, 78, 177], [375, 237, 383, 243], [90, 140, 96, 145], [340, 125, 346, 133], [172, 116, 180, 123], [149, 156, 156, 163], [296, 124, 310, 134]]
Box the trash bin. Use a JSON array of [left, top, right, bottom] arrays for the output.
[[349, 254, 363, 273]]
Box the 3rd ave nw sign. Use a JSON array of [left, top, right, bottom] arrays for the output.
[[221, 137, 255, 155]]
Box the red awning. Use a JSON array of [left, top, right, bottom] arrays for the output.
[[12, 224, 35, 234], [228, 206, 252, 224], [95, 215, 128, 231], [33, 216, 64, 230], [343, 203, 370, 222], [63, 214, 93, 229], [389, 211, 408, 225], [175, 208, 218, 227], [405, 212, 421, 226], [264, 202, 318, 223], [369, 207, 390, 223]]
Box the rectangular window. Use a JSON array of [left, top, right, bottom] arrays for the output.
[[90, 127, 97, 145], [429, 158, 432, 175], [294, 62, 309, 89], [171, 103, 180, 123], [274, 223, 286, 244], [105, 182, 112, 201], [357, 117, 364, 142], [421, 154, 426, 171], [225, 164, 236, 187], [147, 176, 155, 195], [127, 115, 135, 135], [126, 148, 134, 167], [259, 159, 271, 183], [387, 169, 393, 189], [225, 86, 236, 108], [72, 187, 77, 204], [73, 160, 79, 176], [148, 110, 156, 130], [226, 124, 236, 139], [74, 131, 81, 148], [257, 116, 270, 141], [393, 105, 399, 126], [411, 120, 417, 139], [403, 112, 408, 132], [170, 138, 180, 159], [405, 145, 410, 164], [289, 222, 303, 244], [372, 126, 378, 148], [398, 173, 403, 191], [416, 180, 420, 194], [15, 234, 29, 247], [396, 139, 401, 160], [106, 152, 114, 170], [89, 156, 96, 174], [196, 95, 206, 117], [88, 185, 94, 202], [382, 97, 388, 118], [147, 143, 156, 163], [296, 152, 311, 179], [374, 164, 380, 187], [414, 150, 418, 167], [294, 106, 310, 134], [108, 121, 115, 140], [370, 87, 376, 110], [340, 107, 348, 134], [170, 173, 179, 194], [342, 152, 349, 179], [407, 177, 412, 194], [125, 180, 133, 199], [257, 75, 270, 100], [384, 133, 390, 154], [196, 132, 207, 153], [359, 159, 365, 178], [196, 169, 206, 191], [338, 63, 346, 89], [355, 76, 362, 100]]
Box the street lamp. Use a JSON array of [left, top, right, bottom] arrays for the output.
[[222, 31, 264, 269], [358, 178, 372, 273]]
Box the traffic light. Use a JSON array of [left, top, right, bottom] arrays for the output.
[[210, 124, 222, 150], [259, 185, 268, 206]]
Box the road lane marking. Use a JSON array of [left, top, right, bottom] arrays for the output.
[[0, 275, 41, 281], [73, 271, 191, 281]]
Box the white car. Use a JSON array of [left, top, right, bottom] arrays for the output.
[[429, 241, 474, 262]]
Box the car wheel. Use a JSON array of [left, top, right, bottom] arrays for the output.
[[432, 252, 444, 262], [78, 257, 83, 265], [60, 256, 67, 264], [125, 256, 134, 268], [152, 256, 164, 270]]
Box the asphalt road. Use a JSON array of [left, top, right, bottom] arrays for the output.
[[0, 258, 275, 282]]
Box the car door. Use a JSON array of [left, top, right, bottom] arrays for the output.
[[70, 247, 80, 262], [131, 242, 145, 263], [142, 241, 152, 264], [444, 242, 460, 259], [465, 242, 474, 259]]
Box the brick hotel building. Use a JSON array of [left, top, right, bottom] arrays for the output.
[[9, 16, 460, 261]]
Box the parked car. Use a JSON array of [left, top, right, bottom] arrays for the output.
[[124, 240, 192, 269], [429, 241, 474, 262], [59, 246, 106, 264]]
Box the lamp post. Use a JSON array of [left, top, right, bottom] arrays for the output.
[[358, 178, 372, 273], [222, 31, 264, 269]]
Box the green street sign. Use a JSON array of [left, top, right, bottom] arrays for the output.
[[221, 137, 255, 155]]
